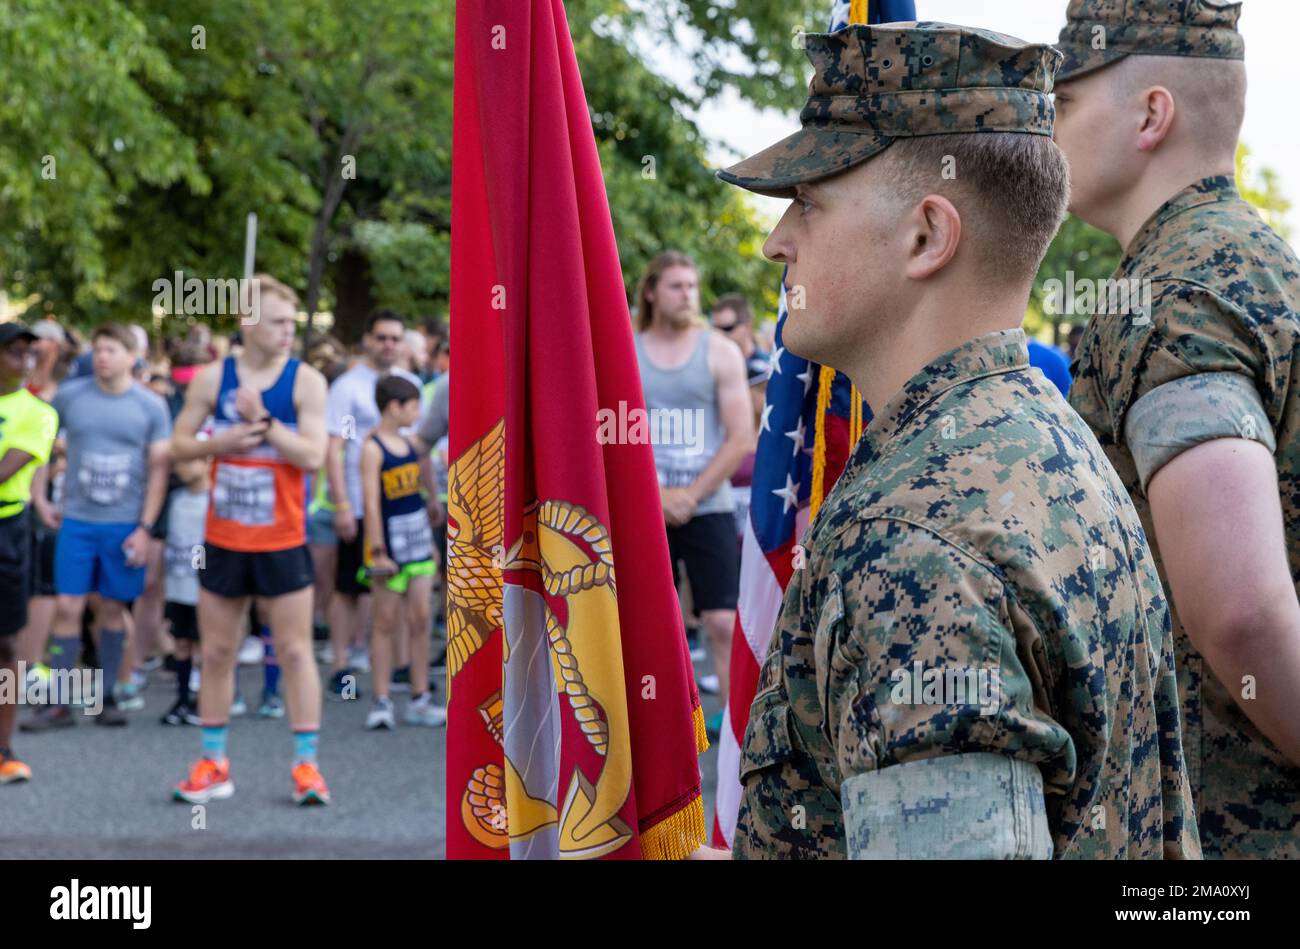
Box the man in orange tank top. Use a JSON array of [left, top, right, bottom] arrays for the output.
[[168, 275, 332, 806]]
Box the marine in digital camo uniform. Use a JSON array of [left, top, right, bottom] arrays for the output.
[[1056, 0, 1300, 858], [716, 22, 1200, 859]]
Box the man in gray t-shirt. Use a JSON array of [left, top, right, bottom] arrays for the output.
[[54, 375, 171, 525], [23, 324, 171, 730]]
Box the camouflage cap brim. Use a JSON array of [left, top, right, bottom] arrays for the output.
[[1055, 10, 1245, 83], [1055, 42, 1131, 82], [716, 125, 894, 198]]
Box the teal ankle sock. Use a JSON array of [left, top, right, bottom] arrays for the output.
[[292, 729, 319, 765], [201, 724, 228, 761]]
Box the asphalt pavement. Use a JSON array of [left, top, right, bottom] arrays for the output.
[[0, 644, 722, 859]]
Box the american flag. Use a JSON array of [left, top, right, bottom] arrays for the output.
[[711, 0, 917, 849]]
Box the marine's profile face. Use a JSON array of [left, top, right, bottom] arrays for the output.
[[1052, 69, 1134, 227], [762, 158, 908, 371]]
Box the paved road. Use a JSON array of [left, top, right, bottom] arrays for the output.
[[1, 648, 722, 859]]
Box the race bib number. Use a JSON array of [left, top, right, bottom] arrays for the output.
[[387, 509, 433, 564], [79, 452, 132, 507], [164, 535, 201, 579], [212, 464, 276, 526], [655, 446, 706, 489]]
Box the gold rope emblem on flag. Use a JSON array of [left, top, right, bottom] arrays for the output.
[[448, 416, 633, 856], [501, 500, 633, 857]]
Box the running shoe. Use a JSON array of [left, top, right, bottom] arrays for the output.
[[130, 668, 149, 690], [24, 663, 50, 689], [348, 646, 371, 673], [19, 705, 75, 732], [188, 668, 201, 694], [238, 636, 264, 665], [390, 665, 411, 693], [114, 681, 145, 712], [404, 694, 448, 727], [696, 674, 720, 695], [291, 761, 330, 805], [0, 752, 32, 785], [173, 757, 233, 804], [139, 655, 164, 673], [160, 699, 202, 726], [258, 692, 286, 719], [230, 693, 247, 717], [365, 697, 396, 730], [317, 643, 335, 665], [93, 704, 128, 727]]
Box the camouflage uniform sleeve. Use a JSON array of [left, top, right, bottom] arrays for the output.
[[732, 563, 847, 860], [822, 517, 1074, 858], [1117, 282, 1277, 487]]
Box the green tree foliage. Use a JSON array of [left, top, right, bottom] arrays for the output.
[[1237, 142, 1292, 240], [568, 1, 783, 319], [12, 1, 1288, 346], [1028, 215, 1123, 344], [1028, 145, 1293, 346], [0, 0, 208, 315]]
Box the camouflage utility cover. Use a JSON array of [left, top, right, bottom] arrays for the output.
[[1069, 176, 1300, 858], [718, 22, 1061, 197], [733, 329, 1200, 859], [1056, 0, 1245, 82]]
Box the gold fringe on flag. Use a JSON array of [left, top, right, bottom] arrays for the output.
[[640, 794, 707, 861], [693, 701, 709, 754], [810, 364, 836, 518]]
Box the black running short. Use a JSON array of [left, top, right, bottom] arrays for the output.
[[334, 517, 369, 597], [30, 524, 57, 598], [0, 507, 31, 638], [165, 601, 200, 641], [666, 511, 740, 613], [198, 543, 314, 599]]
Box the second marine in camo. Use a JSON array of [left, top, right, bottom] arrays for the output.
[[1051, 0, 1300, 858]]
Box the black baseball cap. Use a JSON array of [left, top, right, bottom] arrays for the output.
[[0, 323, 38, 347]]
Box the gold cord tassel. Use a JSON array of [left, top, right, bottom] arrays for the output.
[[810, 364, 835, 518]]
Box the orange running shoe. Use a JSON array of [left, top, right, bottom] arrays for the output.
[[292, 761, 330, 806], [0, 753, 32, 785], [172, 757, 233, 804]]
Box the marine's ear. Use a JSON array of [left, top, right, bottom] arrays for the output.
[[1136, 85, 1176, 153], [903, 193, 961, 281]]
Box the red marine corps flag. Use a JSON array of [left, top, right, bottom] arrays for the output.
[[446, 0, 708, 859]]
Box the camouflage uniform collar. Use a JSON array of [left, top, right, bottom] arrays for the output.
[[1124, 174, 1240, 260], [862, 328, 1029, 450]]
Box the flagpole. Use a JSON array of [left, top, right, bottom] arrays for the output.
[[243, 212, 257, 280]]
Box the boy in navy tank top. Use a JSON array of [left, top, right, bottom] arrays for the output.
[[359, 376, 444, 730]]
